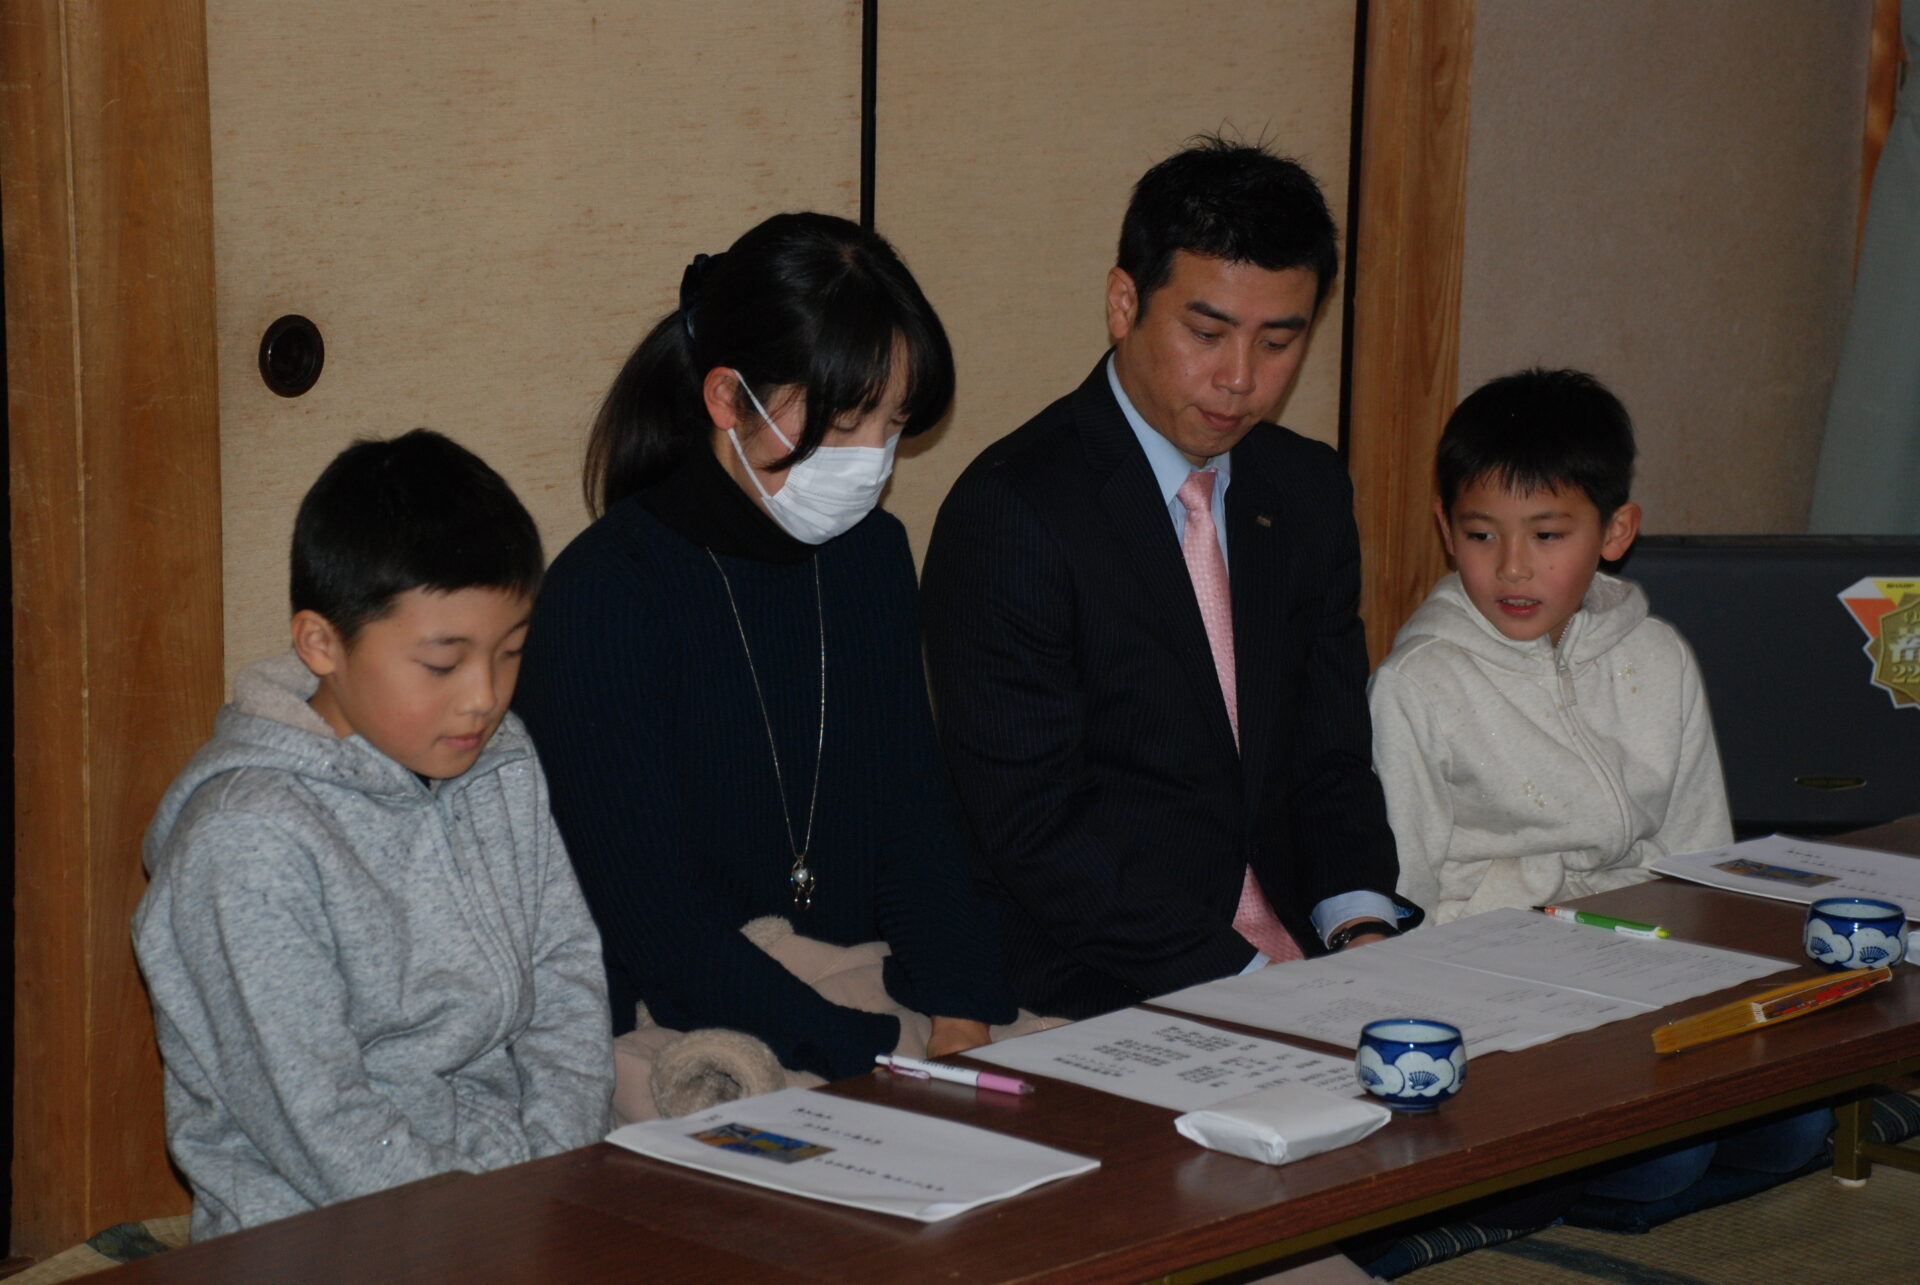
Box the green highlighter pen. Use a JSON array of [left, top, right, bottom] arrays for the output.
[[1534, 905, 1670, 939]]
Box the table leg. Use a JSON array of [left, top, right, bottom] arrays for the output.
[[1831, 1089, 1920, 1185], [1831, 1097, 1871, 1183]]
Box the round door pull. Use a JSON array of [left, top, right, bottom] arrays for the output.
[[259, 314, 325, 397]]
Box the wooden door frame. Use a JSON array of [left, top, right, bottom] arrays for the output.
[[3, 0, 217, 1254], [1345, 0, 1476, 665]]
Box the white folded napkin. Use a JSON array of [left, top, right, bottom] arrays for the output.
[[1174, 1081, 1392, 1165]]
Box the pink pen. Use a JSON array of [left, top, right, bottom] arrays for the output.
[[874, 1054, 1034, 1096]]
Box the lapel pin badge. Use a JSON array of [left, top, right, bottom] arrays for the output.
[[1256, 515, 1273, 527]]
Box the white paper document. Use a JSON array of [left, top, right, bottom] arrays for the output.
[[1153, 908, 1791, 1055], [967, 1007, 1361, 1111], [605, 1087, 1097, 1222], [1388, 906, 1794, 1007], [1654, 834, 1920, 919]]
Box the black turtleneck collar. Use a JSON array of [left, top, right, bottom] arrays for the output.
[[636, 442, 813, 563]]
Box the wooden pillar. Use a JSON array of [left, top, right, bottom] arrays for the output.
[[1346, 0, 1475, 663], [1859, 0, 1906, 257], [2, 0, 218, 1253]]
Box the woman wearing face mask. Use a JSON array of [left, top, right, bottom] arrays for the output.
[[516, 213, 1016, 1107]]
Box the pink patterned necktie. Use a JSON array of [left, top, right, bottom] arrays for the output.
[[1176, 470, 1303, 962]]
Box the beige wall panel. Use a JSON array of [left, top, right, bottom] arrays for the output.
[[1459, 0, 1869, 534], [211, 2, 861, 678], [878, 0, 1356, 563]]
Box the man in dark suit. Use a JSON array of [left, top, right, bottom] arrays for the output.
[[922, 137, 1416, 1020]]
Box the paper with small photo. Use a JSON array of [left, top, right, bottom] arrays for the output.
[[605, 1087, 1098, 1222], [1655, 835, 1920, 938]]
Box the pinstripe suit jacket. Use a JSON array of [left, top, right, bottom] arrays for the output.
[[922, 357, 1413, 1019]]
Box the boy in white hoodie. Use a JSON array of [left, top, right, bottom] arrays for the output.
[[1370, 368, 1730, 925], [1366, 368, 1827, 1216]]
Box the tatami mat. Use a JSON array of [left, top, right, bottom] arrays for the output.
[[1403, 1157, 1920, 1284]]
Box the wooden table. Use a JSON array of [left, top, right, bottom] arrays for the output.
[[110, 827, 1920, 1284]]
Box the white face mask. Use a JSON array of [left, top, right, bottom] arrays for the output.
[[724, 373, 898, 544]]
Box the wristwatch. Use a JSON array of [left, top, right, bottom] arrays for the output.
[[1324, 919, 1399, 951]]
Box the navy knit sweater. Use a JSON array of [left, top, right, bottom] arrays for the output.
[[516, 450, 1013, 1081]]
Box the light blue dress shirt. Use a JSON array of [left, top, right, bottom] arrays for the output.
[[1105, 357, 1404, 963]]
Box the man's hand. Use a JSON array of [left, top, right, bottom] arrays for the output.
[[926, 1017, 992, 1058]]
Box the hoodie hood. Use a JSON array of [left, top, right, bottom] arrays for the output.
[[142, 651, 529, 876], [1391, 570, 1649, 672]]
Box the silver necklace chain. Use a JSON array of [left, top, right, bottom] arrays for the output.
[[707, 550, 825, 913]]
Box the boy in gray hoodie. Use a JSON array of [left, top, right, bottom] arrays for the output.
[[134, 430, 613, 1238]]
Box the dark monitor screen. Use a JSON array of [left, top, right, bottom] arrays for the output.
[[1619, 535, 1920, 837]]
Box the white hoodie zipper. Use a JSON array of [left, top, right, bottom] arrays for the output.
[[1550, 621, 1636, 858]]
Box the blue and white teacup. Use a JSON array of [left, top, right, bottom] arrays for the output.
[[1804, 897, 1908, 971], [1356, 1019, 1467, 1111]]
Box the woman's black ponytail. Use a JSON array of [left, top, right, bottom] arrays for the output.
[[585, 214, 954, 517]]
